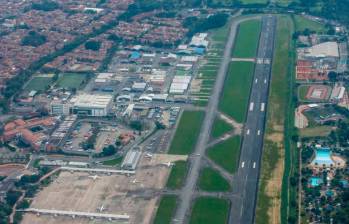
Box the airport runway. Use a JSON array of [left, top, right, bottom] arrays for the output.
[[229, 15, 277, 224], [172, 14, 261, 224]]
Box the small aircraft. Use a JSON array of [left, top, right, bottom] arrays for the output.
[[97, 204, 107, 212], [162, 162, 173, 167], [145, 153, 153, 158], [132, 179, 140, 184], [88, 175, 100, 181]]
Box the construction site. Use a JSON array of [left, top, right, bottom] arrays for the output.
[[20, 154, 187, 224]]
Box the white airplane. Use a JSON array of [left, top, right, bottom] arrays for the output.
[[162, 162, 173, 167], [89, 175, 100, 181], [132, 179, 140, 184], [145, 153, 153, 158], [97, 204, 107, 212]]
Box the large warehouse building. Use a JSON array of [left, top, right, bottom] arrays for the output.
[[70, 94, 113, 116]]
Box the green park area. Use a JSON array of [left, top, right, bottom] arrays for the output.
[[232, 19, 261, 58], [56, 73, 88, 89], [198, 167, 231, 192], [211, 117, 234, 139], [219, 61, 254, 123], [207, 136, 241, 174], [168, 111, 205, 155], [166, 161, 188, 189], [189, 197, 230, 224], [153, 195, 177, 224], [24, 76, 53, 91]]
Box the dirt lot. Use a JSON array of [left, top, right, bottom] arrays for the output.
[[21, 154, 187, 224], [0, 164, 26, 176]]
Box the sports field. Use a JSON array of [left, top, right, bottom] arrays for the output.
[[189, 197, 230, 224], [207, 136, 241, 174], [168, 111, 205, 155], [153, 195, 177, 224], [232, 19, 261, 58], [219, 61, 255, 123], [198, 167, 231, 192], [56, 73, 88, 89], [24, 76, 53, 91], [166, 161, 188, 189]]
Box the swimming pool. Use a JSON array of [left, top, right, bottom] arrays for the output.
[[311, 147, 334, 166], [310, 177, 323, 187]]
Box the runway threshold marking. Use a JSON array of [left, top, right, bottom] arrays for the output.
[[257, 130, 261, 135]]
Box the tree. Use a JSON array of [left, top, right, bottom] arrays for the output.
[[21, 31, 47, 47], [328, 71, 338, 82], [85, 40, 101, 51]]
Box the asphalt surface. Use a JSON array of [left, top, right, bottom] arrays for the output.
[[172, 14, 258, 224], [229, 15, 277, 224]]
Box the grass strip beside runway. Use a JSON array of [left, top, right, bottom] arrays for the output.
[[168, 111, 205, 155], [189, 197, 230, 224], [153, 195, 178, 224], [198, 167, 231, 192], [211, 117, 234, 139], [166, 161, 188, 189], [207, 136, 241, 174], [232, 19, 261, 58], [219, 61, 255, 123]]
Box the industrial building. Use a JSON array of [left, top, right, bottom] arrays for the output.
[[121, 150, 142, 170], [50, 100, 71, 115], [189, 33, 209, 48], [70, 94, 113, 116], [169, 76, 191, 94], [302, 42, 339, 58]]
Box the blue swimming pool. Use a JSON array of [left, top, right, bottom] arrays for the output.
[[310, 177, 323, 187], [311, 147, 334, 166]]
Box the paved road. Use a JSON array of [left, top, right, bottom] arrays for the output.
[[172, 14, 257, 224], [229, 15, 277, 224]]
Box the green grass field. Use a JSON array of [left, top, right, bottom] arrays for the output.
[[189, 197, 230, 224], [24, 77, 53, 91], [56, 73, 88, 89], [207, 136, 241, 174], [198, 167, 231, 192], [219, 61, 255, 123], [232, 19, 261, 58], [168, 111, 205, 155], [298, 85, 309, 101], [275, 0, 294, 7], [153, 196, 177, 224], [293, 15, 327, 33], [166, 161, 188, 189], [211, 117, 234, 139], [299, 126, 333, 137], [102, 156, 123, 166]]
